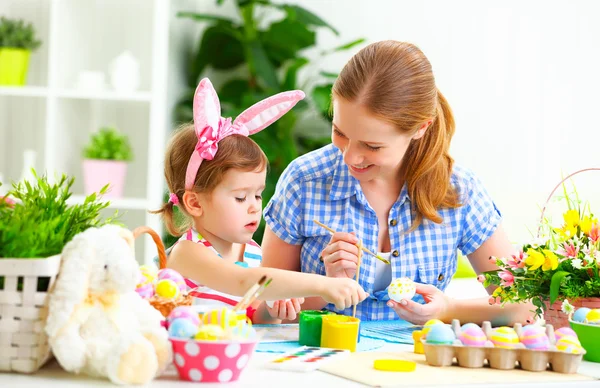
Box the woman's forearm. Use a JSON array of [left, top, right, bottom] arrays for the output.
[[441, 297, 535, 326]]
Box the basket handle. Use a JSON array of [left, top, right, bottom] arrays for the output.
[[537, 167, 600, 237], [133, 226, 167, 269]]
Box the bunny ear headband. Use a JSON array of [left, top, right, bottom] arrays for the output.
[[182, 78, 305, 192]]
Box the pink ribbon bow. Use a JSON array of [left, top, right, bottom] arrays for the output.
[[185, 78, 305, 190]]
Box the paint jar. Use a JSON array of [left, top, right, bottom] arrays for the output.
[[320, 315, 361, 352], [299, 310, 334, 346], [413, 330, 424, 354]]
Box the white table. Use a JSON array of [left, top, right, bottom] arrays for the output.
[[2, 343, 599, 388]]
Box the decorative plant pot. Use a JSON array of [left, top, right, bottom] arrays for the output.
[[0, 48, 31, 86], [544, 298, 600, 328], [0, 255, 61, 373], [82, 159, 127, 198]]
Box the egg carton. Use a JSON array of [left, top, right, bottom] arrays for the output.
[[422, 320, 585, 374]]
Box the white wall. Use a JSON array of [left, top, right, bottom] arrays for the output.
[[168, 0, 600, 245]]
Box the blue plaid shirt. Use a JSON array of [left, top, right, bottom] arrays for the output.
[[263, 144, 501, 321]]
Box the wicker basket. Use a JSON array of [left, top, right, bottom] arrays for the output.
[[133, 226, 192, 317], [0, 254, 61, 373]]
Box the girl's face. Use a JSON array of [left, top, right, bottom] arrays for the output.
[[332, 97, 424, 184], [198, 168, 266, 244]]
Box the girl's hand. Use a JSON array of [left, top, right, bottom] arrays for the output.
[[386, 283, 450, 325], [321, 278, 368, 310], [265, 298, 304, 321], [320, 232, 360, 279]]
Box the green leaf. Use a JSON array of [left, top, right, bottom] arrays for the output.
[[83, 127, 133, 161], [312, 84, 333, 120], [218, 79, 252, 107], [248, 40, 279, 90], [261, 18, 316, 66], [549, 271, 571, 304], [283, 57, 309, 90], [190, 25, 245, 85], [279, 5, 339, 35], [320, 71, 338, 79], [177, 12, 237, 24], [331, 38, 366, 52]]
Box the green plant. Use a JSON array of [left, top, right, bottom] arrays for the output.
[[176, 0, 364, 242], [83, 127, 133, 161], [0, 171, 118, 259], [0, 16, 42, 50]]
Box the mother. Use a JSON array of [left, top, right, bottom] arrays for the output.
[[261, 40, 531, 325]]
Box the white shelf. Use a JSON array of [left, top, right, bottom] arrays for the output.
[[68, 195, 150, 210], [54, 89, 153, 102], [0, 86, 49, 97]]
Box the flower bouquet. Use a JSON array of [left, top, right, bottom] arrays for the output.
[[479, 169, 600, 328]]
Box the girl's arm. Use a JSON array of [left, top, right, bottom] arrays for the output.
[[168, 240, 366, 309], [260, 226, 329, 312]]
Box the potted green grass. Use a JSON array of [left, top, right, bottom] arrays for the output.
[[0, 171, 115, 373], [0, 16, 42, 86], [82, 126, 133, 198]]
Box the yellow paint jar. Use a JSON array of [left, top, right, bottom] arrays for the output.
[[412, 330, 424, 354], [320, 315, 360, 352]]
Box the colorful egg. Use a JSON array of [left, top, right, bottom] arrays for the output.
[[168, 306, 201, 326], [459, 324, 487, 347], [135, 282, 154, 299], [556, 335, 584, 354], [230, 323, 257, 340], [168, 318, 199, 339], [155, 279, 180, 299], [519, 325, 550, 350], [425, 324, 456, 345], [157, 268, 187, 292], [585, 309, 600, 324], [195, 324, 226, 341], [387, 277, 416, 303], [422, 319, 445, 339], [202, 307, 242, 329], [490, 327, 519, 349], [572, 307, 591, 323], [554, 327, 577, 340]]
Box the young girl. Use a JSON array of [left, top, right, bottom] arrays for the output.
[[154, 78, 367, 324]]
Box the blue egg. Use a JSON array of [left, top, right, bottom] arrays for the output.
[[426, 324, 456, 344], [168, 318, 199, 338], [573, 308, 591, 323]]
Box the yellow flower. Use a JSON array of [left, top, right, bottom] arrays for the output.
[[563, 209, 580, 228], [526, 248, 545, 271], [556, 224, 577, 239], [492, 287, 503, 297], [541, 249, 558, 271], [581, 216, 598, 235]]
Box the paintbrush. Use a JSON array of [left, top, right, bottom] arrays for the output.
[[313, 220, 390, 264], [352, 240, 363, 318], [233, 275, 267, 312]]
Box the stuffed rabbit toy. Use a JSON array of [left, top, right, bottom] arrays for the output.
[[45, 225, 171, 385]]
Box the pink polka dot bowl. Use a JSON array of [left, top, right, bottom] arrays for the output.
[[170, 338, 258, 383]]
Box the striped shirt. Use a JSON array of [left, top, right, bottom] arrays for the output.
[[263, 144, 501, 321], [178, 229, 262, 309]]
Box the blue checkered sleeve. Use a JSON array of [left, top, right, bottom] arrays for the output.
[[456, 170, 502, 256]]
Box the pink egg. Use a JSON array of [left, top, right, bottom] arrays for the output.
[[554, 327, 577, 341], [157, 268, 186, 292], [520, 325, 550, 350], [135, 282, 154, 299], [168, 306, 201, 326], [459, 325, 487, 347]]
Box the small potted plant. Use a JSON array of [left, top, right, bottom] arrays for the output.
[[0, 171, 115, 373], [82, 126, 133, 198], [0, 16, 42, 86]]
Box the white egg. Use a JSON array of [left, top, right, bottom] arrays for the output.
[[387, 277, 416, 303]]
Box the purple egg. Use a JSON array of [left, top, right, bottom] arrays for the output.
[[168, 306, 201, 326], [135, 282, 154, 299], [555, 327, 577, 340], [157, 268, 186, 292], [459, 325, 487, 347]]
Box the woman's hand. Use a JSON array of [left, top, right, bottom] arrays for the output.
[[320, 232, 360, 279], [265, 298, 304, 321], [387, 283, 450, 325]]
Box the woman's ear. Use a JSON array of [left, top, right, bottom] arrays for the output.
[[182, 191, 203, 217], [413, 119, 433, 140], [45, 229, 95, 338]]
